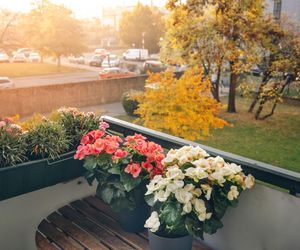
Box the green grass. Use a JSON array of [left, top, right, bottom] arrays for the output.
[[117, 97, 300, 173], [0, 63, 85, 77]]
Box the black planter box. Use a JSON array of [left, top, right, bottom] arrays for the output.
[[0, 151, 85, 201]]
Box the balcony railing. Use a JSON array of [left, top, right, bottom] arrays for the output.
[[102, 116, 300, 196]]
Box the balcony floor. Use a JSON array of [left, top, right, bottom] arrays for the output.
[[36, 195, 211, 250]]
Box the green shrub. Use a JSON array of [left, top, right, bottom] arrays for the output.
[[51, 108, 101, 150], [25, 120, 71, 160], [0, 119, 28, 167], [122, 90, 143, 116]]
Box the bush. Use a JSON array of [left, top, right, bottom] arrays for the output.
[[25, 120, 71, 160], [122, 90, 143, 116], [0, 118, 28, 168], [51, 108, 101, 151]]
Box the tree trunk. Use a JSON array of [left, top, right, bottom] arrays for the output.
[[248, 73, 270, 113], [259, 76, 292, 120], [227, 61, 237, 113]]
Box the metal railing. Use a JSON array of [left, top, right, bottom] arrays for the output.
[[102, 116, 300, 196]]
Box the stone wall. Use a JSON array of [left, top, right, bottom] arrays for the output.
[[0, 75, 147, 117]]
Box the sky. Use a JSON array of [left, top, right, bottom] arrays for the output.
[[0, 0, 166, 18]]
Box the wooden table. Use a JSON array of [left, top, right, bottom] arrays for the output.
[[36, 195, 211, 250]]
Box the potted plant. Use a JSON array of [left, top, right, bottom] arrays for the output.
[[144, 146, 255, 250], [0, 109, 100, 201], [74, 122, 165, 232]]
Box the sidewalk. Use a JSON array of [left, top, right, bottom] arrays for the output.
[[79, 102, 125, 117]]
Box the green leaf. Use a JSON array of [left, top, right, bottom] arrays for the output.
[[97, 185, 114, 204], [212, 189, 228, 220], [185, 216, 204, 239], [161, 201, 183, 226], [145, 194, 155, 206], [83, 157, 97, 170], [108, 165, 121, 175], [120, 171, 142, 192], [84, 171, 95, 186], [203, 218, 223, 235]]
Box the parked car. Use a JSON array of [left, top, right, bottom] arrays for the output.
[[14, 48, 32, 57], [12, 53, 26, 63], [98, 67, 136, 80], [89, 55, 104, 67], [101, 54, 120, 67], [28, 52, 41, 63], [68, 55, 85, 64], [0, 77, 14, 88], [0, 52, 9, 63], [123, 49, 149, 61], [143, 60, 167, 73], [94, 48, 108, 56]]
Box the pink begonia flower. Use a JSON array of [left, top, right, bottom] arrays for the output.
[[99, 121, 109, 130], [0, 121, 6, 128], [125, 163, 142, 178], [113, 149, 128, 159]]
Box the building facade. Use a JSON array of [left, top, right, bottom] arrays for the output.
[[266, 0, 300, 23]]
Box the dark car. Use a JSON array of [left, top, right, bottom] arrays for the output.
[[89, 55, 104, 67]]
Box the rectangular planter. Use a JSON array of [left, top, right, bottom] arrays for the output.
[[0, 151, 85, 201]]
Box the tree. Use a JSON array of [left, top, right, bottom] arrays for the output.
[[23, 0, 85, 66], [135, 68, 228, 141], [247, 18, 300, 119], [119, 3, 165, 53], [164, 0, 266, 112]]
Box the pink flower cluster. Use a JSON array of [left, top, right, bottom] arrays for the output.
[[123, 134, 165, 178], [0, 118, 22, 135], [74, 123, 165, 179]]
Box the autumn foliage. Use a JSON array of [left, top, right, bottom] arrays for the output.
[[135, 68, 228, 140]]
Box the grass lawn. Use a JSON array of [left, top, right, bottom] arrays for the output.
[[0, 63, 85, 77], [117, 97, 300, 173]]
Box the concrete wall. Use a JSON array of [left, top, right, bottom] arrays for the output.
[[0, 75, 147, 117], [203, 185, 300, 250], [0, 177, 96, 250]]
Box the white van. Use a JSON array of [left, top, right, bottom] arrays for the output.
[[123, 49, 149, 61]]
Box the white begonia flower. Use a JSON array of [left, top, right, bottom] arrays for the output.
[[234, 174, 244, 185], [190, 146, 209, 159], [178, 155, 189, 165], [227, 185, 239, 201], [166, 167, 185, 180], [145, 211, 160, 232], [193, 199, 206, 214], [191, 188, 202, 197], [154, 189, 171, 202], [220, 165, 236, 177], [192, 159, 210, 169], [229, 163, 242, 173], [198, 213, 206, 222], [211, 156, 225, 169], [166, 180, 185, 192], [174, 187, 193, 204], [183, 201, 192, 214], [210, 171, 226, 185], [145, 175, 170, 195], [201, 184, 213, 201], [185, 167, 208, 182], [206, 213, 212, 220], [244, 174, 255, 189]]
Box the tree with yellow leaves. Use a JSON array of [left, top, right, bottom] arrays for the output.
[[135, 68, 228, 140], [163, 0, 266, 112]]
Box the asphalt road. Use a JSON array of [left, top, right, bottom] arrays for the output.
[[12, 71, 99, 88]]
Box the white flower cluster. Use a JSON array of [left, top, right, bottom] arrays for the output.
[[144, 146, 255, 233]]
